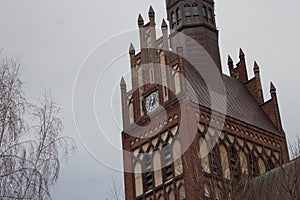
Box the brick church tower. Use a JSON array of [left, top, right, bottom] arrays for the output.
[[120, 0, 289, 199]]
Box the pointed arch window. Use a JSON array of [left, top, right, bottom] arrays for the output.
[[249, 153, 258, 177], [210, 146, 221, 177], [208, 8, 214, 24], [134, 162, 143, 196], [144, 154, 153, 190], [229, 145, 240, 180], [184, 4, 191, 17], [199, 137, 211, 173], [267, 158, 275, 171], [202, 5, 208, 21], [220, 144, 231, 179], [239, 151, 248, 175], [171, 11, 176, 29], [258, 157, 266, 174], [153, 152, 163, 187], [163, 144, 173, 181], [173, 140, 183, 176], [192, 3, 199, 16], [204, 183, 211, 198], [176, 8, 182, 24]]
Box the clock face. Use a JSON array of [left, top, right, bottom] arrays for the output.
[[145, 91, 159, 114]]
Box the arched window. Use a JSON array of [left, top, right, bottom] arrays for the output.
[[267, 157, 275, 171], [176, 8, 181, 24], [199, 137, 211, 173], [173, 140, 183, 176], [184, 4, 191, 17], [171, 11, 176, 29], [179, 185, 186, 199], [220, 144, 231, 179], [202, 5, 208, 21], [239, 151, 248, 175], [210, 146, 220, 177], [208, 8, 214, 23], [249, 153, 258, 177], [134, 162, 143, 196], [258, 157, 266, 174], [174, 70, 181, 95], [144, 154, 153, 190], [192, 3, 199, 16], [164, 144, 173, 180], [168, 190, 175, 200], [204, 183, 210, 198], [229, 145, 239, 179], [150, 68, 154, 83], [153, 152, 163, 186], [128, 101, 134, 124]]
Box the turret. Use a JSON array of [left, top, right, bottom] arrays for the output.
[[120, 77, 129, 128], [165, 0, 222, 72], [229, 48, 248, 82], [253, 61, 264, 104], [149, 6, 155, 26], [161, 19, 169, 50], [261, 82, 283, 132], [227, 55, 234, 76]]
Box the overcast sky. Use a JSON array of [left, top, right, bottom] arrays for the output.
[[0, 0, 299, 199]]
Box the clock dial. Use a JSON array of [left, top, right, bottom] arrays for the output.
[[145, 91, 159, 114]]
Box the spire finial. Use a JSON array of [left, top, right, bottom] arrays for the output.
[[270, 82, 276, 93], [161, 19, 167, 28], [138, 14, 144, 26], [239, 48, 245, 58], [227, 55, 233, 65], [254, 61, 260, 72], [120, 77, 126, 87], [129, 43, 135, 54], [149, 5, 155, 17]]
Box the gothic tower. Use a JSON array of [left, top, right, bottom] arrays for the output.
[[121, 1, 289, 200], [166, 0, 222, 72]]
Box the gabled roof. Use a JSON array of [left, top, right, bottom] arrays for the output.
[[185, 63, 281, 135]]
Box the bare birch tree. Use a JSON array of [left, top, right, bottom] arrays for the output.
[[0, 55, 75, 199]]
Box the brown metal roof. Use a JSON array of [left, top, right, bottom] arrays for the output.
[[185, 63, 281, 135]]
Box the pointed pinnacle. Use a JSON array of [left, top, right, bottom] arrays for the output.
[[239, 48, 245, 58], [129, 43, 135, 54], [161, 19, 167, 28], [254, 61, 260, 72], [270, 82, 276, 93], [227, 55, 233, 65], [138, 14, 144, 26], [149, 5, 155, 16], [120, 77, 126, 86]]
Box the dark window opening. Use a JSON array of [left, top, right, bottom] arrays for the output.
[[144, 155, 153, 190], [249, 153, 258, 177], [184, 4, 191, 17], [208, 8, 214, 24], [171, 11, 176, 29], [202, 6, 208, 21], [229, 146, 239, 180], [164, 86, 168, 97], [210, 147, 221, 177], [164, 144, 173, 180], [176, 8, 181, 24], [192, 4, 199, 16]]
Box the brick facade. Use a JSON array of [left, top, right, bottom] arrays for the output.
[[120, 1, 289, 199]]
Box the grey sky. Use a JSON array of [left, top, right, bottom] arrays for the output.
[[0, 0, 299, 199]]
